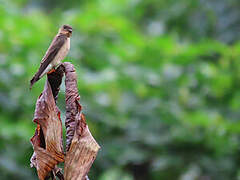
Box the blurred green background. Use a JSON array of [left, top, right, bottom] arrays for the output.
[[1, 0, 240, 179]]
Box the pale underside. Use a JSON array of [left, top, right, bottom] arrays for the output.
[[40, 37, 70, 78]]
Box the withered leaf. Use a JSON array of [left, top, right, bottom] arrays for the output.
[[63, 62, 100, 180], [64, 113, 100, 180], [30, 81, 64, 180], [47, 64, 65, 101], [64, 62, 81, 152]]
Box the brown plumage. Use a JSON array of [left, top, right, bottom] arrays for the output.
[[30, 25, 72, 89]]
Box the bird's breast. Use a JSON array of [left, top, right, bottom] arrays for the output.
[[51, 38, 70, 67]]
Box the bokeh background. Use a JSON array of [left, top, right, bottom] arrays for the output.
[[1, 0, 240, 179]]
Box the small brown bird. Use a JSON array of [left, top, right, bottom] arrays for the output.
[[30, 24, 73, 89]]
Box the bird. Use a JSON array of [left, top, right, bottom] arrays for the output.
[[30, 24, 73, 89]]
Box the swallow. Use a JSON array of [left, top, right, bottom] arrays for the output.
[[30, 24, 73, 89]]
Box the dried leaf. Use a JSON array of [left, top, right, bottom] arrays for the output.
[[47, 64, 65, 102], [64, 113, 100, 180], [30, 81, 64, 180], [64, 62, 81, 152], [63, 62, 100, 180]]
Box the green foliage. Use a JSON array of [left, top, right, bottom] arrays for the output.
[[1, 0, 240, 179]]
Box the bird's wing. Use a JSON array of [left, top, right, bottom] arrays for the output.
[[30, 34, 67, 88], [38, 34, 67, 76]]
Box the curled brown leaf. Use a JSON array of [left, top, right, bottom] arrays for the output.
[[30, 81, 64, 180], [47, 64, 65, 102], [64, 62, 81, 152], [63, 62, 100, 180], [64, 113, 100, 180]]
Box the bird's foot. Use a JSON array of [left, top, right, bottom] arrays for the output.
[[47, 68, 56, 74]]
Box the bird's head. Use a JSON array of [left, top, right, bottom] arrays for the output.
[[59, 25, 73, 37]]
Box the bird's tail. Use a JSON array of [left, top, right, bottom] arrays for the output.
[[30, 64, 53, 89], [30, 75, 40, 90]]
